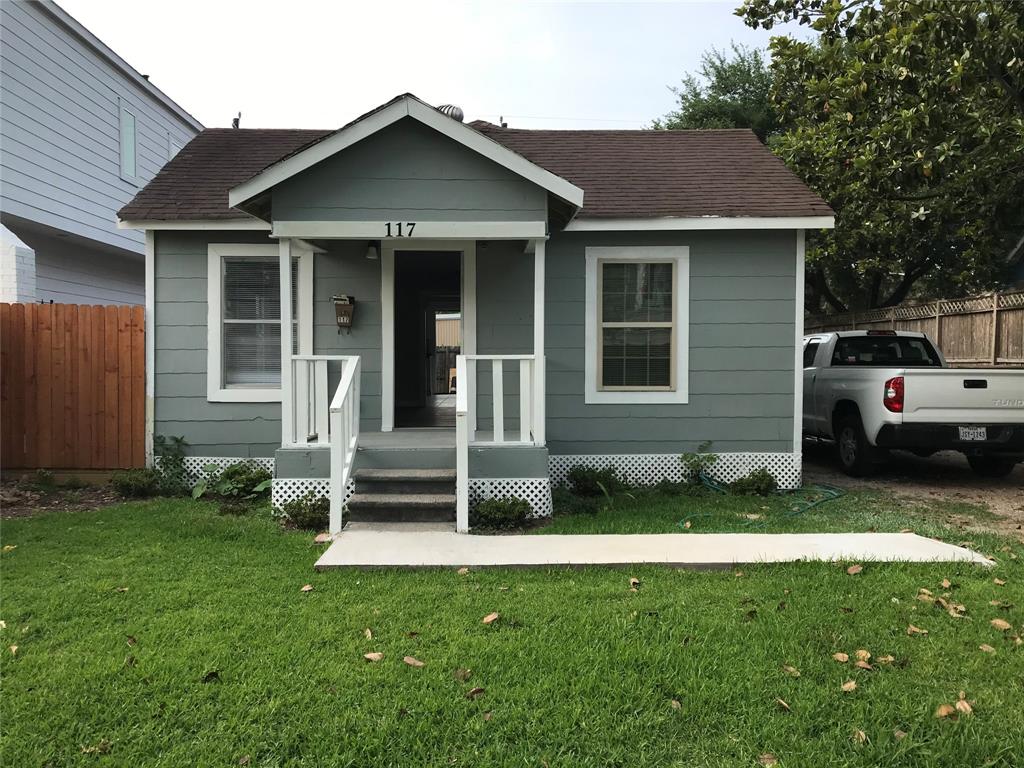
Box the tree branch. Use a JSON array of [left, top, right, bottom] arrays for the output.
[[880, 261, 931, 307], [809, 268, 848, 313]]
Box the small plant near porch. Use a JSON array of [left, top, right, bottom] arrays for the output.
[[470, 497, 532, 531], [277, 492, 330, 531]]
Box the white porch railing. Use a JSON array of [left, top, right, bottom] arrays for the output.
[[286, 355, 360, 534], [455, 354, 542, 532]]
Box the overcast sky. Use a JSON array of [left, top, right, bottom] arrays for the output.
[[59, 0, 798, 131]]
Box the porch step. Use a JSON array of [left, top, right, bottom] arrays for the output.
[[346, 492, 456, 523], [352, 468, 456, 495]]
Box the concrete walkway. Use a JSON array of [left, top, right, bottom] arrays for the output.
[[314, 523, 991, 569]]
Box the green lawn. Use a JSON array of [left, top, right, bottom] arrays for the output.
[[2, 497, 1023, 767]]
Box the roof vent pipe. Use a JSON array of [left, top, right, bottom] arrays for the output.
[[437, 104, 464, 122]]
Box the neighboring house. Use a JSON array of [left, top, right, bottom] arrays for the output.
[[118, 93, 834, 533], [0, 0, 201, 305]]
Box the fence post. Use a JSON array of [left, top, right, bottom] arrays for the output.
[[933, 300, 942, 348], [889, 306, 897, 330], [990, 291, 999, 366]]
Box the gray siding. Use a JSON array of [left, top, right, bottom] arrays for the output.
[[273, 118, 547, 223], [153, 231, 282, 457], [0, 0, 198, 255], [544, 230, 797, 455]]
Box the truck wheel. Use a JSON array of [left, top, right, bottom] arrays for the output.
[[836, 415, 875, 477], [966, 454, 1016, 479]]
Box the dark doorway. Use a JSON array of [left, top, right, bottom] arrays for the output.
[[394, 251, 460, 428]]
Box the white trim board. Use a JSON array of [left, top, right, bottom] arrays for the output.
[[380, 239, 476, 432], [144, 230, 155, 466], [228, 94, 584, 210], [119, 219, 271, 231], [565, 216, 835, 232], [584, 246, 690, 405], [271, 220, 546, 240], [793, 229, 806, 452], [206, 243, 313, 403]]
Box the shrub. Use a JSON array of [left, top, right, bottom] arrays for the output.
[[647, 479, 708, 498], [471, 497, 531, 530], [566, 466, 627, 497], [680, 441, 718, 482], [279, 492, 330, 530], [193, 461, 272, 502], [26, 469, 56, 491], [729, 468, 778, 496], [152, 435, 191, 496], [552, 487, 600, 516], [111, 468, 162, 498]]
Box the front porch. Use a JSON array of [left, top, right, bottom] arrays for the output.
[[273, 234, 550, 535]]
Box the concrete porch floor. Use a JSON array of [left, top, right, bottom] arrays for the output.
[[314, 523, 991, 569]]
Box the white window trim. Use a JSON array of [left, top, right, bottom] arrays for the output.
[[118, 97, 139, 184], [584, 246, 689, 404], [207, 243, 312, 403]]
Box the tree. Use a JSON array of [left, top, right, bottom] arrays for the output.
[[653, 43, 779, 141], [738, 0, 1024, 311]]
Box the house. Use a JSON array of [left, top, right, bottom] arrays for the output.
[[0, 0, 201, 305], [118, 93, 834, 533]]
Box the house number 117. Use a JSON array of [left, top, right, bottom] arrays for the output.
[[385, 222, 416, 237]]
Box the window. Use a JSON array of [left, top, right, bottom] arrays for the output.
[[599, 261, 674, 389], [803, 341, 820, 368], [207, 244, 312, 402], [119, 99, 138, 182], [830, 336, 942, 367], [585, 246, 689, 404]]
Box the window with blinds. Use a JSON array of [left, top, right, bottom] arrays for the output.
[[221, 257, 297, 387], [598, 261, 674, 390]]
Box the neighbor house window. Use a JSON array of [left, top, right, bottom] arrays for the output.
[[119, 99, 138, 182], [207, 244, 312, 402], [584, 246, 689, 404]]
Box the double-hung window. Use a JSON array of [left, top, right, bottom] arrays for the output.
[[207, 244, 310, 402], [585, 246, 689, 404]]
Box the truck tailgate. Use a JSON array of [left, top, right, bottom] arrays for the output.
[[902, 369, 1024, 423]]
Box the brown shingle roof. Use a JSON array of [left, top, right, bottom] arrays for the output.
[[118, 120, 832, 222], [470, 121, 832, 219]]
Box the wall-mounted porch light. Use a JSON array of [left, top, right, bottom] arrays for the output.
[[332, 294, 355, 334], [365, 241, 379, 260]]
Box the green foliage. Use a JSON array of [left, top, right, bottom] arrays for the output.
[[551, 487, 601, 516], [728, 468, 778, 496], [278, 492, 329, 530], [738, 0, 1024, 310], [566, 466, 628, 497], [152, 435, 191, 496], [470, 496, 532, 530], [680, 441, 718, 481], [25, 469, 56, 491], [110, 468, 162, 498], [193, 461, 272, 503], [653, 43, 778, 141]]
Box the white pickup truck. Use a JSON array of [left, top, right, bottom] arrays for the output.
[[802, 330, 1024, 477]]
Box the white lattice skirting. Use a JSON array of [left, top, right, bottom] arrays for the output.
[[271, 478, 355, 510], [469, 478, 553, 517], [548, 452, 802, 490], [155, 456, 275, 485]]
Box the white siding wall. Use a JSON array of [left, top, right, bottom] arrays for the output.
[[0, 0, 199, 260]]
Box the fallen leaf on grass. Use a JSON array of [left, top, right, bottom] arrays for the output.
[[934, 703, 956, 719], [876, 654, 895, 664], [363, 628, 373, 640], [363, 652, 383, 662], [776, 698, 791, 712], [629, 577, 640, 591], [842, 680, 857, 692], [993, 578, 1006, 586], [239, 756, 251, 766], [300, 584, 314, 593], [894, 729, 907, 741], [907, 624, 928, 636], [670, 699, 681, 710], [454, 667, 472, 682], [855, 661, 873, 671], [9, 645, 17, 656], [955, 693, 973, 717], [482, 612, 500, 625], [735, 571, 745, 578], [855, 649, 871, 662], [782, 665, 800, 678], [2, 545, 16, 553], [114, 586, 129, 593], [989, 600, 1013, 609], [403, 656, 424, 668], [0, 620, 5, 630], [465, 687, 485, 700], [832, 652, 849, 663], [126, 635, 137, 646], [483, 711, 493, 721], [124, 654, 136, 668], [758, 753, 778, 767], [941, 578, 952, 589], [313, 532, 332, 544], [81, 740, 112, 755], [979, 644, 996, 654], [683, 520, 692, 529], [457, 567, 470, 575], [846, 564, 863, 576], [990, 618, 1012, 631], [852, 729, 868, 744]]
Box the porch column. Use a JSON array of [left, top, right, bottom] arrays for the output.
[[532, 238, 546, 445], [279, 238, 294, 446]]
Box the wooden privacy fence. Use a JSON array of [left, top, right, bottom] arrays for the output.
[[806, 290, 1024, 367], [1, 303, 145, 470]]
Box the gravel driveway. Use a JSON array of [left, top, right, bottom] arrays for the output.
[[802, 440, 1024, 538]]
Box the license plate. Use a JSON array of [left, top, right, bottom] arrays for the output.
[[958, 426, 987, 441]]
